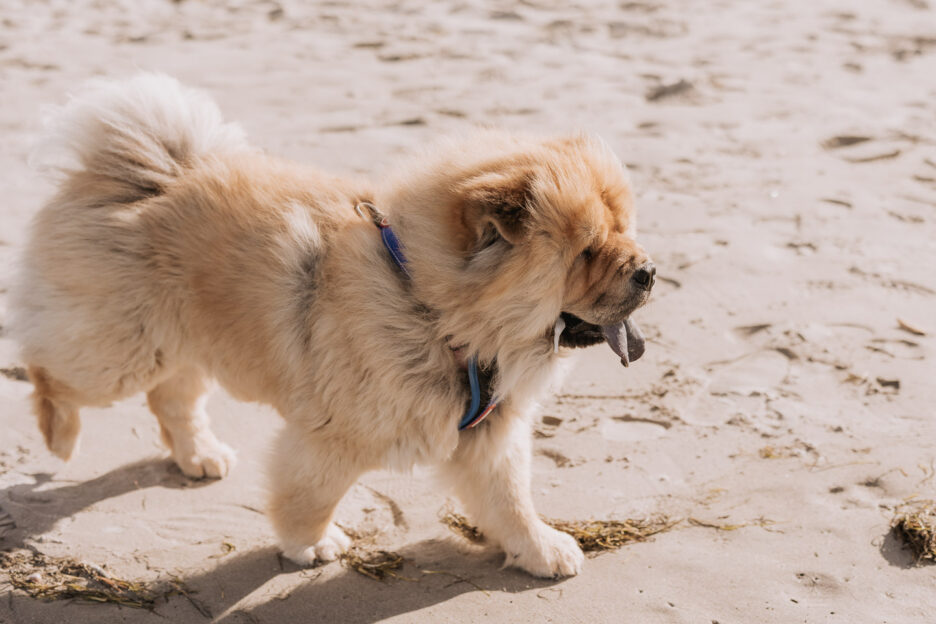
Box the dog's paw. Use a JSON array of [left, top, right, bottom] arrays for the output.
[[504, 523, 584, 578], [173, 435, 237, 479], [282, 523, 352, 566]]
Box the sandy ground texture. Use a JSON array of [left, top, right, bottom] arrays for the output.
[[1, 0, 935, 622]]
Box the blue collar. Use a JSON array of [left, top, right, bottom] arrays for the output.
[[355, 202, 497, 431]]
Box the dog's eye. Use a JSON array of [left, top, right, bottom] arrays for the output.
[[579, 247, 595, 262]]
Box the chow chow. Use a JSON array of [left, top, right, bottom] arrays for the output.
[[12, 74, 654, 577]]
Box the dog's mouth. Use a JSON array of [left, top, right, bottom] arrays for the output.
[[556, 312, 645, 367]]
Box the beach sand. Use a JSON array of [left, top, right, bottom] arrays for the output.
[[1, 0, 934, 622]]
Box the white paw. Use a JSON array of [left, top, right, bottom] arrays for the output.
[[173, 435, 237, 479], [504, 523, 584, 578], [282, 523, 352, 566]]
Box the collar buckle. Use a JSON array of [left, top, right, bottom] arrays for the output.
[[355, 201, 389, 228]]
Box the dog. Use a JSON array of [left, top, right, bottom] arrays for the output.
[[11, 74, 655, 577]]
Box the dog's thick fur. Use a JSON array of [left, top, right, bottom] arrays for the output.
[[12, 74, 652, 577]]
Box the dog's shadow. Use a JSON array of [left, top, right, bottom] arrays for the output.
[[0, 459, 564, 622], [0, 457, 213, 549], [178, 540, 558, 624]]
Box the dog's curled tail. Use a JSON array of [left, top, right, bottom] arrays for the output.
[[30, 72, 247, 201]]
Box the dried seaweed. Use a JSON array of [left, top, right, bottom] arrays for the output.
[[339, 541, 484, 589], [340, 548, 406, 581], [546, 516, 679, 553], [0, 549, 183, 610], [441, 510, 678, 553], [440, 510, 485, 543], [891, 499, 936, 563]]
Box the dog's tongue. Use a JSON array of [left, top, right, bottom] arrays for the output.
[[602, 319, 645, 367]]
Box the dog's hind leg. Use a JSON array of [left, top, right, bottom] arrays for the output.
[[28, 366, 82, 461], [268, 424, 365, 565], [437, 414, 584, 578], [146, 366, 236, 479]]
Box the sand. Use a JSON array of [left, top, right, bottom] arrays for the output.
[[1, 0, 934, 622]]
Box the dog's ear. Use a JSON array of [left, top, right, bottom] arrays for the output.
[[458, 168, 535, 246]]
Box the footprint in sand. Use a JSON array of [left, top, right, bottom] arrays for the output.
[[679, 348, 792, 427], [707, 350, 792, 397]]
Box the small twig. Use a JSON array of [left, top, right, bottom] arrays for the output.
[[689, 516, 779, 532], [420, 570, 490, 595]]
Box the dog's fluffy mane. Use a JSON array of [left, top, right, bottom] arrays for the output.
[[380, 130, 632, 405]]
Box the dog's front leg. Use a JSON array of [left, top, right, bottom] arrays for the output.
[[268, 424, 364, 565], [439, 414, 584, 578]]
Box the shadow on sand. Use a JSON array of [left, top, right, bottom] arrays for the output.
[[0, 457, 213, 549], [0, 459, 564, 623], [878, 526, 923, 570], [175, 540, 559, 623]]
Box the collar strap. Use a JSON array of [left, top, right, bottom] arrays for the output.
[[355, 201, 410, 278], [355, 202, 497, 431], [464, 358, 498, 429]]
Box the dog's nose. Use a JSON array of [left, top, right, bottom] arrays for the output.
[[632, 262, 656, 291]]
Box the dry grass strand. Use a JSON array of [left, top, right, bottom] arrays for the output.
[[340, 548, 407, 581]]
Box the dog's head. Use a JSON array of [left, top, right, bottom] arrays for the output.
[[390, 131, 654, 365]]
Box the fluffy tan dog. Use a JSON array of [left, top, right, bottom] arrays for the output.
[[12, 74, 655, 577]]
